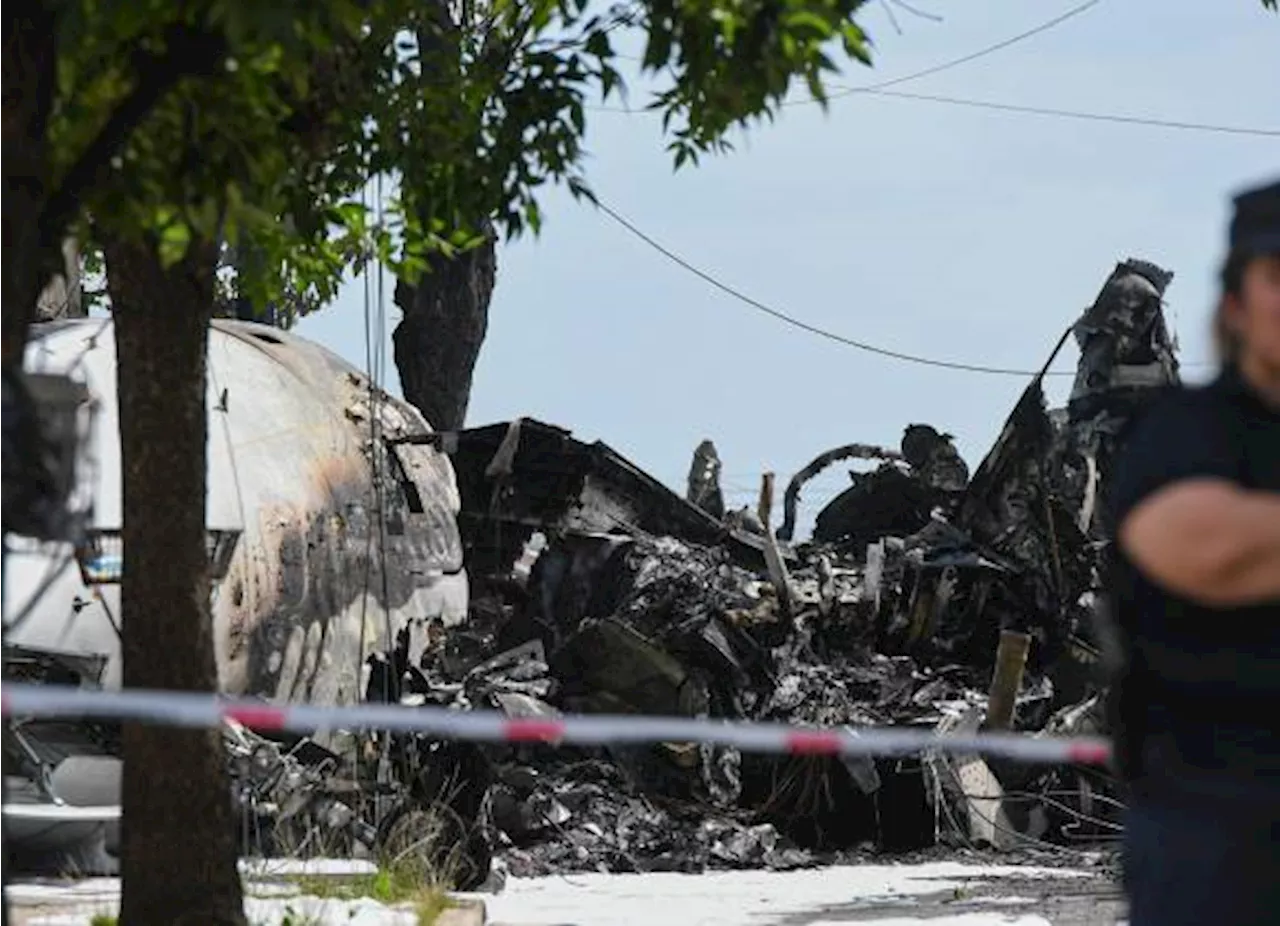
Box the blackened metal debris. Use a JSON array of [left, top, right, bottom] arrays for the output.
[[450, 418, 774, 580], [686, 439, 727, 520], [382, 259, 1176, 881]]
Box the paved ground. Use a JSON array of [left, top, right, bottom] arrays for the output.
[[480, 859, 1126, 926], [5, 857, 1126, 926], [765, 869, 1126, 926]]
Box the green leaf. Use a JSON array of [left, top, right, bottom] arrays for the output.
[[584, 29, 612, 59], [783, 11, 837, 38], [157, 219, 192, 268]]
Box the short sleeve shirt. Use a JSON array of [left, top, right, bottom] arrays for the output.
[[1106, 365, 1280, 802]]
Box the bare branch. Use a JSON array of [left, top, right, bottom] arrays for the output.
[[879, 0, 904, 36], [890, 0, 944, 23]]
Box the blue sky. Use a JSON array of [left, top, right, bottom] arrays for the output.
[[295, 0, 1279, 527]]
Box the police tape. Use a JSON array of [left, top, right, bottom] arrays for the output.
[[0, 682, 1113, 766]]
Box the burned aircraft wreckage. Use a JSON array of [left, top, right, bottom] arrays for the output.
[[4, 319, 468, 874], [3, 259, 1180, 884]]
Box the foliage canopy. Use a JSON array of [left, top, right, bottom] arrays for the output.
[[47, 0, 875, 321]]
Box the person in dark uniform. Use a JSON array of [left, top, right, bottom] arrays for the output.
[[1107, 177, 1280, 926]]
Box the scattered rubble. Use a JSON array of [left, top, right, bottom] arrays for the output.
[[2, 259, 1176, 888], [371, 258, 1179, 882]]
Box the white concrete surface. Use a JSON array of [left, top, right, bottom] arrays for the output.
[[5, 861, 414, 926], [481, 862, 1090, 926], [240, 857, 381, 878], [810, 918, 1050, 926], [8, 895, 419, 926], [5, 860, 1112, 926]]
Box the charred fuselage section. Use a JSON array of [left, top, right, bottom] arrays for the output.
[[3, 319, 470, 878]]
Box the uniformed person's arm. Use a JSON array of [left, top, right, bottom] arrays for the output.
[[1120, 480, 1280, 606], [1110, 394, 1280, 607]]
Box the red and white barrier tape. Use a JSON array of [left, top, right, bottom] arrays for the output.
[[0, 682, 1112, 765]]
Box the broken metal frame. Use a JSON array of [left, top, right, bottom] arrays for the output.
[[451, 418, 779, 583], [776, 443, 902, 543]]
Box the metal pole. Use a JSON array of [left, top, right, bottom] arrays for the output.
[[0, 535, 11, 926]]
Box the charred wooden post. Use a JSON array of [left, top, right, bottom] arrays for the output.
[[757, 471, 775, 530], [986, 630, 1032, 731]]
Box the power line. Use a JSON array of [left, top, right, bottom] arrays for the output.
[[580, 2, 1227, 370], [854, 88, 1280, 137], [589, 0, 1276, 137], [597, 0, 1099, 111], [594, 199, 1211, 377], [595, 200, 1070, 376], [597, 85, 1279, 138], [820, 0, 1103, 101]]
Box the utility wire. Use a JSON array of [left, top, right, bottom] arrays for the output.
[[594, 199, 1211, 377], [854, 88, 1280, 137], [596, 200, 1072, 377], [595, 80, 1279, 140], [820, 0, 1103, 101], [585, 0, 1232, 367], [596, 0, 1099, 112], [593, 202, 1064, 376], [590, 0, 1276, 137]]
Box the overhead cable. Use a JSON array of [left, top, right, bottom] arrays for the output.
[[590, 0, 1276, 137], [594, 200, 1211, 376], [853, 88, 1280, 137], [819, 0, 1103, 101], [596, 0, 1100, 112], [595, 201, 1069, 376]]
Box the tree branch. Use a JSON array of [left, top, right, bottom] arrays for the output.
[[889, 0, 943, 23], [37, 23, 227, 254]]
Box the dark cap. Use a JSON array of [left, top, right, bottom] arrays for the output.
[[1228, 178, 1280, 255]]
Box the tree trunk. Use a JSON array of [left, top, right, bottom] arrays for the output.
[[105, 235, 247, 926], [2, 0, 58, 368], [392, 229, 496, 432]]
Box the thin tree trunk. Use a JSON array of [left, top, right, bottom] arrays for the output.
[[2, 0, 58, 368], [392, 228, 496, 431], [105, 235, 246, 926]]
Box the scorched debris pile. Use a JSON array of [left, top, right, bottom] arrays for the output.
[[386, 258, 1179, 879]]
